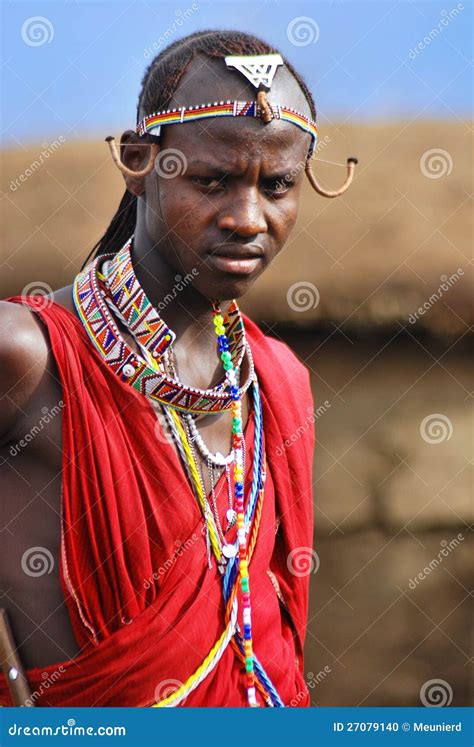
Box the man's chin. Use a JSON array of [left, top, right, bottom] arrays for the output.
[[199, 271, 261, 302]]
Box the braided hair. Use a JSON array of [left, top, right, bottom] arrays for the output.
[[81, 29, 316, 269]]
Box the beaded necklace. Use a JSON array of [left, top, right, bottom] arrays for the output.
[[98, 237, 247, 369], [143, 305, 280, 706], [73, 238, 253, 414], [185, 413, 234, 466], [213, 300, 258, 706], [73, 238, 284, 707], [155, 380, 284, 707], [162, 301, 259, 706], [160, 346, 239, 565]]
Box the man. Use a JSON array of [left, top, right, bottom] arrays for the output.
[[0, 30, 354, 707]]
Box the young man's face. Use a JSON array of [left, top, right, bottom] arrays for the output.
[[123, 56, 313, 301]]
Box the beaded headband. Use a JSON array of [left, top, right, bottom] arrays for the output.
[[105, 53, 357, 198], [135, 100, 318, 148]]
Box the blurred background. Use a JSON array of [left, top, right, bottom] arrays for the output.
[[1, 0, 472, 706]]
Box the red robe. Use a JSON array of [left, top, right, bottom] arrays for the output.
[[0, 296, 315, 707]]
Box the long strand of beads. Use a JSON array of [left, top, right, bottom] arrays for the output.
[[212, 301, 258, 708], [188, 415, 236, 527], [184, 417, 236, 567], [165, 406, 222, 568], [185, 413, 234, 467], [224, 463, 236, 531], [183, 417, 218, 570], [207, 456, 226, 545]]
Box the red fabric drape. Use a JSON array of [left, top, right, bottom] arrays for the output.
[[0, 296, 315, 706]]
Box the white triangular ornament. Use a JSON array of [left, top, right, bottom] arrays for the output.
[[224, 54, 283, 90]]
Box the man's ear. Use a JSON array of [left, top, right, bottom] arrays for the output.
[[119, 130, 158, 196]]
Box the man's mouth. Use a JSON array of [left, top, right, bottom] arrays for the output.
[[205, 244, 265, 276]]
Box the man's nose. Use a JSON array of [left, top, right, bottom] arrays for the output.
[[217, 189, 268, 237]]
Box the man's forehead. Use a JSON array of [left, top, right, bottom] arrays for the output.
[[165, 54, 312, 119]]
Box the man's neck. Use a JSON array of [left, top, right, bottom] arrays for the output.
[[131, 224, 232, 387]]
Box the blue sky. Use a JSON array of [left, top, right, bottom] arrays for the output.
[[1, 0, 472, 146]]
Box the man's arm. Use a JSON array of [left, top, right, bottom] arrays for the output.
[[0, 301, 49, 446]]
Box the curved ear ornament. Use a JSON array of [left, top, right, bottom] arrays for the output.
[[105, 136, 158, 178], [305, 156, 358, 198]]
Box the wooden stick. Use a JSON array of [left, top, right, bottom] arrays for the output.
[[0, 609, 34, 706]]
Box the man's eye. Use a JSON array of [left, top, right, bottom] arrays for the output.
[[263, 178, 294, 196], [192, 176, 224, 189]]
